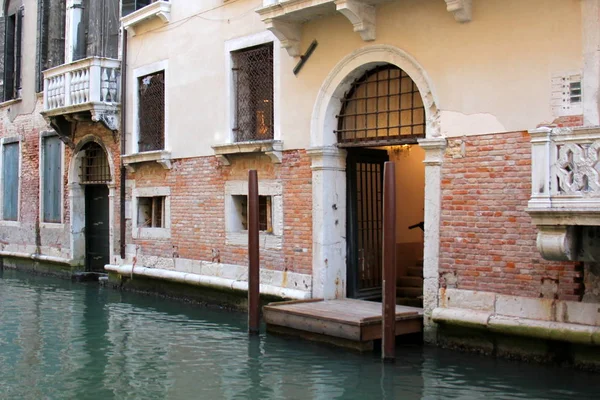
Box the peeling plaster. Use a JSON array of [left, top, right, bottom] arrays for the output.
[[440, 110, 506, 137]]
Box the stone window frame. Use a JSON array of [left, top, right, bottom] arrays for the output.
[[132, 186, 171, 239], [0, 136, 21, 226], [225, 180, 282, 249], [131, 60, 169, 155], [38, 131, 65, 228], [224, 31, 281, 144]]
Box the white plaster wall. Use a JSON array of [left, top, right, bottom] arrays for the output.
[[125, 0, 583, 157]]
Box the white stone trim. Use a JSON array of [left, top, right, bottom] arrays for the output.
[[582, 0, 600, 126], [224, 31, 281, 143], [131, 186, 171, 240], [0, 136, 21, 226], [106, 262, 312, 300], [121, 0, 171, 36], [68, 135, 117, 266], [38, 132, 65, 226], [131, 60, 169, 154], [224, 180, 283, 250]]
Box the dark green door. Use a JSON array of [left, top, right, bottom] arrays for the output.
[[85, 185, 109, 272], [346, 148, 389, 299]]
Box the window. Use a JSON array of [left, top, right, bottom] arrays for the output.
[[232, 43, 274, 142], [122, 0, 160, 17], [2, 141, 19, 221], [231, 195, 272, 232], [225, 180, 282, 249], [3, 2, 23, 101], [137, 196, 165, 228], [42, 135, 62, 223], [336, 65, 425, 146], [79, 142, 111, 184], [138, 71, 165, 152], [132, 187, 170, 239]]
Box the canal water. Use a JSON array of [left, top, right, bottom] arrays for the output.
[[1, 269, 599, 400]]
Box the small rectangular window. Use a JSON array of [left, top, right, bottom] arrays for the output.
[[232, 43, 274, 142], [42, 136, 62, 223], [137, 196, 165, 228], [2, 142, 19, 221], [138, 71, 165, 152], [231, 194, 272, 232]]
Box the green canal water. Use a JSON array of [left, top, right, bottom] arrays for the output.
[[1, 269, 599, 400]]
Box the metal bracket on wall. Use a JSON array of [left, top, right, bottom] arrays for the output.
[[293, 40, 318, 76]]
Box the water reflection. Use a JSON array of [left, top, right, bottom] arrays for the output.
[[1, 269, 599, 400]]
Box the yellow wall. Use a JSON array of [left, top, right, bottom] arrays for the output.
[[125, 0, 583, 159]]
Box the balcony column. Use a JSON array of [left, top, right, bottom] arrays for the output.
[[65, 0, 85, 63], [527, 127, 553, 210]]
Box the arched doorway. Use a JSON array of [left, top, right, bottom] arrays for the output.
[[69, 139, 114, 272], [336, 64, 426, 301]]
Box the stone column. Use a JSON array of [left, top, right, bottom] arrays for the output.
[[69, 182, 85, 266], [418, 137, 446, 343], [307, 146, 347, 299]]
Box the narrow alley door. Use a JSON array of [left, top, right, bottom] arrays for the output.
[[346, 149, 389, 299], [85, 185, 109, 272]]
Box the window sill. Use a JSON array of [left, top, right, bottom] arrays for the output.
[[132, 227, 171, 240], [121, 1, 171, 36], [123, 150, 172, 172], [212, 140, 283, 165], [40, 222, 65, 229], [0, 220, 21, 227], [226, 231, 282, 250], [0, 97, 22, 108]]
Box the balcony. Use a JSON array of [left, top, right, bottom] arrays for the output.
[[527, 126, 600, 261], [42, 57, 121, 132], [257, 0, 472, 56]]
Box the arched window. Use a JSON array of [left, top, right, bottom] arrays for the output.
[[336, 65, 425, 146], [79, 142, 111, 184]]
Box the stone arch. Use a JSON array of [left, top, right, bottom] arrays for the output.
[[309, 45, 445, 341], [311, 44, 440, 148], [68, 135, 116, 268]]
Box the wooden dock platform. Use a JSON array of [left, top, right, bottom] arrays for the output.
[[263, 299, 423, 351]]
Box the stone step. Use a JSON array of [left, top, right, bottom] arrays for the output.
[[397, 276, 423, 288], [396, 286, 423, 298], [407, 267, 423, 277]]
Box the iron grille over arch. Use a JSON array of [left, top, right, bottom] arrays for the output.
[[232, 43, 274, 142], [336, 65, 425, 147], [79, 142, 111, 184]]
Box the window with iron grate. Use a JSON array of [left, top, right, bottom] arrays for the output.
[[231, 194, 272, 232], [138, 71, 165, 152], [336, 65, 425, 147], [231, 43, 274, 142], [79, 142, 111, 184]]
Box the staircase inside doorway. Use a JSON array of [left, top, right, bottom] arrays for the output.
[[397, 259, 423, 308]]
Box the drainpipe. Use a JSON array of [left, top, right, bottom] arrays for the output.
[[119, 28, 128, 260]]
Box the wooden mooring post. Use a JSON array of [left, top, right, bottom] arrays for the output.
[[248, 170, 260, 335], [382, 161, 397, 362]]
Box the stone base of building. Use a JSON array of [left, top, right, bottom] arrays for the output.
[[106, 272, 285, 311], [0, 255, 84, 279], [436, 323, 600, 371]]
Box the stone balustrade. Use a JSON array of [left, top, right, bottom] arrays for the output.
[[43, 57, 120, 115]]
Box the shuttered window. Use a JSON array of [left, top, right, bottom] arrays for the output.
[[3, 4, 23, 101], [2, 142, 19, 221], [42, 136, 62, 223]]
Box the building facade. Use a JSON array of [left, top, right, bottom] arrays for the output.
[[3, 0, 600, 363]]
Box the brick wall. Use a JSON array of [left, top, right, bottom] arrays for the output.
[[128, 150, 313, 275], [440, 131, 582, 301]]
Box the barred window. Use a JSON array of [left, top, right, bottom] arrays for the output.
[[232, 43, 273, 142], [138, 71, 165, 152], [336, 65, 425, 147], [79, 142, 111, 184]]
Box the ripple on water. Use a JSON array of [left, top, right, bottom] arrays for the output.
[[1, 269, 600, 400]]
